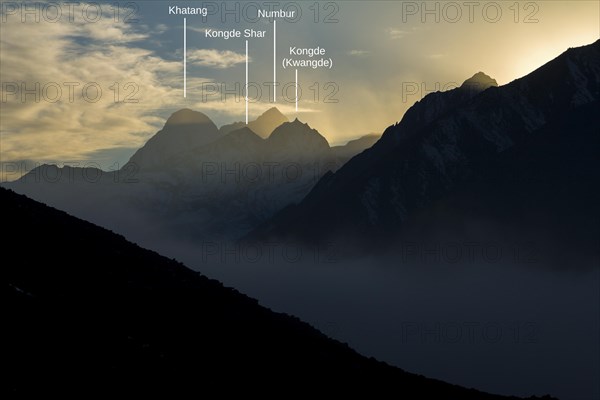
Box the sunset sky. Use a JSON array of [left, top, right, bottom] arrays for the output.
[[1, 1, 598, 178]]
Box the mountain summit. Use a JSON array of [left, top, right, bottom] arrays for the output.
[[165, 108, 215, 126], [460, 72, 498, 92], [220, 107, 289, 138], [248, 40, 600, 250], [266, 119, 331, 161], [251, 107, 289, 137], [128, 109, 219, 170]]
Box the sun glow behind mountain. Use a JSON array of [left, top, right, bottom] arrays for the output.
[[0, 1, 598, 177], [3, 3, 599, 399]]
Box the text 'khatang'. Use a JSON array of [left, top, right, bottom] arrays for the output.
[[168, 6, 208, 16]]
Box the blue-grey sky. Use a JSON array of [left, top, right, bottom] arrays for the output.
[[1, 1, 598, 178]]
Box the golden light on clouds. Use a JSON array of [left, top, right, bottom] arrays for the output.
[[0, 4, 182, 165], [1, 1, 598, 175]]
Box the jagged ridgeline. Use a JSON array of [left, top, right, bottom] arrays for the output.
[[248, 40, 600, 261], [4, 107, 379, 244]]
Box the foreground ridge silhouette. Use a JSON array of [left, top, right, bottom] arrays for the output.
[[4, 188, 556, 398]]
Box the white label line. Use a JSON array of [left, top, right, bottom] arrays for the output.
[[295, 69, 298, 112], [273, 20, 276, 103], [245, 39, 249, 124], [183, 18, 187, 98]]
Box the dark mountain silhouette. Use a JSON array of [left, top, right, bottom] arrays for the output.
[[150, 120, 335, 240], [3, 111, 377, 243], [129, 108, 220, 170], [376, 71, 498, 150], [265, 118, 332, 161], [220, 106, 289, 138], [461, 71, 498, 92], [174, 119, 333, 168], [248, 40, 600, 258], [332, 133, 381, 160], [4, 187, 558, 398]]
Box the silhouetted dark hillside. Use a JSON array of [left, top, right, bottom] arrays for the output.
[[249, 41, 600, 259], [4, 188, 555, 398]]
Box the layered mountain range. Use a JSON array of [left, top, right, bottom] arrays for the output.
[[4, 107, 378, 243], [249, 40, 600, 260], [4, 40, 598, 259], [5, 39, 599, 398], [219, 106, 290, 138]]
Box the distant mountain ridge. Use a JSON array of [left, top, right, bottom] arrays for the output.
[[248, 40, 600, 257], [3, 108, 379, 243], [461, 71, 498, 92], [220, 106, 289, 138], [129, 108, 220, 170], [332, 134, 381, 160]]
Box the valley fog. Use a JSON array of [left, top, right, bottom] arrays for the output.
[[151, 238, 599, 400], [4, 40, 599, 400]]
